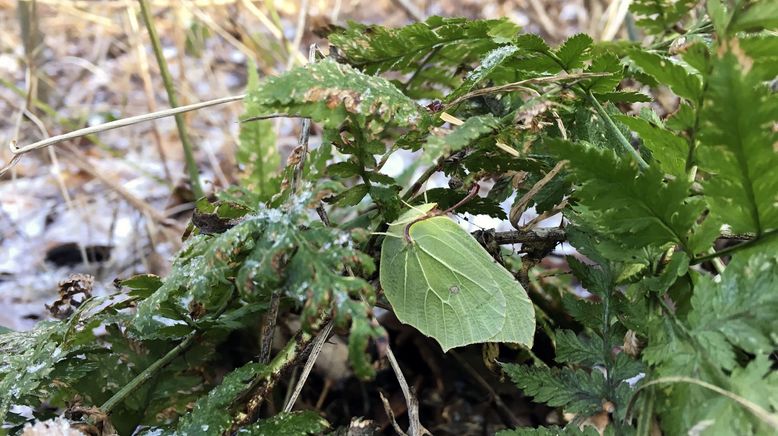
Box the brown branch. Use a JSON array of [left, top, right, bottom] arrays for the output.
[[474, 228, 567, 246], [231, 329, 316, 430]]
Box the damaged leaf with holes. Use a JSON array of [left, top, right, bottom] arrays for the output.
[[247, 59, 427, 129]]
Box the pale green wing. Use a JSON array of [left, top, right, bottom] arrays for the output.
[[380, 204, 533, 351], [487, 262, 535, 348]]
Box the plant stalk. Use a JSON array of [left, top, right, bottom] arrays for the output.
[[587, 91, 649, 170], [691, 229, 778, 265], [101, 331, 198, 414], [137, 0, 204, 198]]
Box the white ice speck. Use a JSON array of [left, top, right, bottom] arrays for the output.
[[624, 372, 645, 387], [26, 362, 47, 373]]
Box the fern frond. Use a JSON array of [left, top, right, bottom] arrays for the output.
[[329, 17, 520, 75], [248, 59, 427, 128], [698, 39, 778, 235], [551, 139, 710, 255], [238, 59, 280, 200]]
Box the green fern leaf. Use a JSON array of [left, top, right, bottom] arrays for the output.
[[551, 139, 709, 254], [698, 40, 778, 235], [239, 59, 280, 200], [614, 114, 688, 176], [583, 53, 623, 93], [446, 45, 518, 103], [237, 411, 329, 435], [423, 114, 500, 162], [134, 191, 377, 348], [554, 329, 604, 366], [593, 91, 652, 103], [645, 252, 778, 377], [497, 425, 600, 435], [0, 323, 64, 422], [729, 1, 778, 32], [630, 0, 698, 35], [176, 362, 266, 434], [329, 17, 519, 75], [627, 50, 703, 101], [249, 59, 426, 128], [501, 364, 605, 416]]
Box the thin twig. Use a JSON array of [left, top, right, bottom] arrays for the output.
[[475, 227, 567, 246], [444, 72, 608, 109], [286, 0, 309, 70], [59, 145, 184, 243], [384, 341, 430, 436], [509, 160, 568, 229], [527, 0, 560, 39], [691, 229, 778, 265], [600, 0, 631, 41], [391, 0, 425, 21], [313, 188, 423, 433], [402, 46, 440, 91], [380, 391, 408, 436], [241, 113, 306, 123], [138, 0, 204, 198], [125, 0, 172, 185], [401, 149, 469, 202], [291, 44, 317, 193], [8, 94, 245, 156], [282, 320, 334, 412], [403, 183, 480, 243], [259, 290, 282, 364], [233, 328, 318, 430], [21, 106, 91, 267]]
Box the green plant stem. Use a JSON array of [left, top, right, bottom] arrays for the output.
[[402, 149, 464, 202], [138, 0, 204, 198], [100, 330, 198, 414], [232, 329, 315, 429], [100, 293, 234, 415], [656, 296, 731, 389], [587, 91, 649, 170], [402, 46, 440, 91], [691, 229, 778, 265], [537, 48, 649, 170], [627, 376, 778, 430]]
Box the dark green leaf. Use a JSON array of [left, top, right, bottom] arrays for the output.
[[447, 45, 519, 103], [614, 114, 688, 176], [628, 50, 703, 101], [423, 114, 500, 162], [330, 17, 520, 75], [583, 53, 623, 93], [552, 139, 709, 254], [327, 161, 362, 178], [237, 411, 329, 435], [729, 1, 778, 32], [555, 33, 593, 70], [334, 183, 369, 206], [501, 363, 605, 415], [176, 363, 266, 434]]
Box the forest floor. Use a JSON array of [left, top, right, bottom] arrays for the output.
[[1, 1, 629, 433]]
